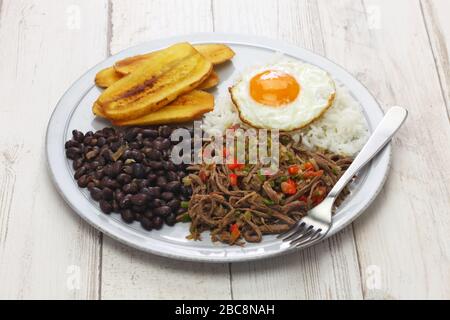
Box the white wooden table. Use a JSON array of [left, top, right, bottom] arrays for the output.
[[0, 0, 449, 300]]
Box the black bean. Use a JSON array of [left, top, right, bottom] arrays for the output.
[[120, 209, 135, 223], [97, 137, 106, 147], [154, 169, 164, 176], [161, 138, 171, 150], [131, 193, 148, 206], [115, 190, 125, 202], [83, 136, 93, 145], [167, 199, 180, 211], [99, 200, 112, 214], [102, 187, 114, 200], [163, 161, 176, 171], [165, 213, 177, 226], [77, 175, 89, 188], [147, 186, 161, 198], [127, 150, 142, 162], [65, 140, 80, 149], [122, 165, 134, 175], [161, 192, 174, 201], [132, 163, 145, 178], [141, 147, 152, 157], [106, 135, 118, 144], [74, 166, 87, 179], [158, 125, 172, 138], [150, 198, 165, 208], [152, 216, 164, 230], [117, 173, 132, 185], [119, 194, 132, 209], [156, 176, 167, 188], [177, 171, 186, 179], [140, 217, 153, 231], [123, 182, 139, 194], [177, 207, 187, 214], [165, 181, 181, 192], [93, 169, 104, 180], [85, 149, 99, 160], [142, 129, 158, 139], [72, 158, 84, 170], [72, 130, 85, 142], [137, 179, 149, 189], [66, 147, 82, 160], [102, 127, 115, 136], [110, 141, 122, 152], [154, 205, 171, 217], [148, 149, 162, 160], [143, 140, 153, 147], [88, 138, 98, 147], [143, 210, 154, 219], [129, 142, 140, 149], [100, 177, 113, 189], [161, 150, 170, 160], [124, 128, 139, 142], [101, 149, 113, 161], [132, 205, 146, 213], [152, 139, 163, 151], [94, 130, 104, 137], [90, 187, 103, 201], [89, 161, 101, 169], [147, 173, 157, 183], [111, 161, 122, 177], [147, 160, 162, 170], [135, 213, 143, 222]]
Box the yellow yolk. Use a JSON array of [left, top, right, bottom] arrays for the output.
[[249, 70, 300, 106]]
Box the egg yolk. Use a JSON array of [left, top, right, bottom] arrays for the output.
[[249, 70, 300, 106]]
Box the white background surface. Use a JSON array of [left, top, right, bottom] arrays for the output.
[[0, 0, 449, 299]]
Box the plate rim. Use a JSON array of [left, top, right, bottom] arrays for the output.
[[46, 32, 391, 263]]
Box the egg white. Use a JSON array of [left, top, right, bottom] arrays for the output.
[[230, 60, 336, 131]]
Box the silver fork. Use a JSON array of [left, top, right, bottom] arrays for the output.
[[278, 106, 408, 248]]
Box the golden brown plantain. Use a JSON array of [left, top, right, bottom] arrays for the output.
[[114, 44, 234, 75], [97, 42, 213, 121], [197, 70, 219, 90], [193, 44, 235, 65], [96, 67, 219, 90], [92, 102, 106, 117], [112, 90, 214, 126], [95, 67, 124, 88]]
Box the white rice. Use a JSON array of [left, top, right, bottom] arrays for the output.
[[298, 84, 369, 156], [202, 83, 369, 157], [202, 96, 241, 136]]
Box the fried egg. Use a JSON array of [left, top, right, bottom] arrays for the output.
[[229, 60, 336, 131]]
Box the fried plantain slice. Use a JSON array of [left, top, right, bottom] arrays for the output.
[[112, 90, 214, 126], [92, 102, 106, 117], [95, 67, 124, 88], [97, 42, 213, 121], [96, 67, 219, 90], [193, 44, 235, 65], [114, 44, 234, 75], [197, 70, 219, 90]]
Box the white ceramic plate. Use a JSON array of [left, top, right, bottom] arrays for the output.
[[46, 33, 390, 262]]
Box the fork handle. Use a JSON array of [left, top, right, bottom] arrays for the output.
[[328, 106, 408, 199]]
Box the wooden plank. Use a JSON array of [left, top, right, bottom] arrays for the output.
[[100, 0, 231, 300], [316, 0, 450, 299], [213, 0, 363, 299], [421, 0, 450, 112], [108, 0, 214, 54], [0, 0, 107, 299]]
